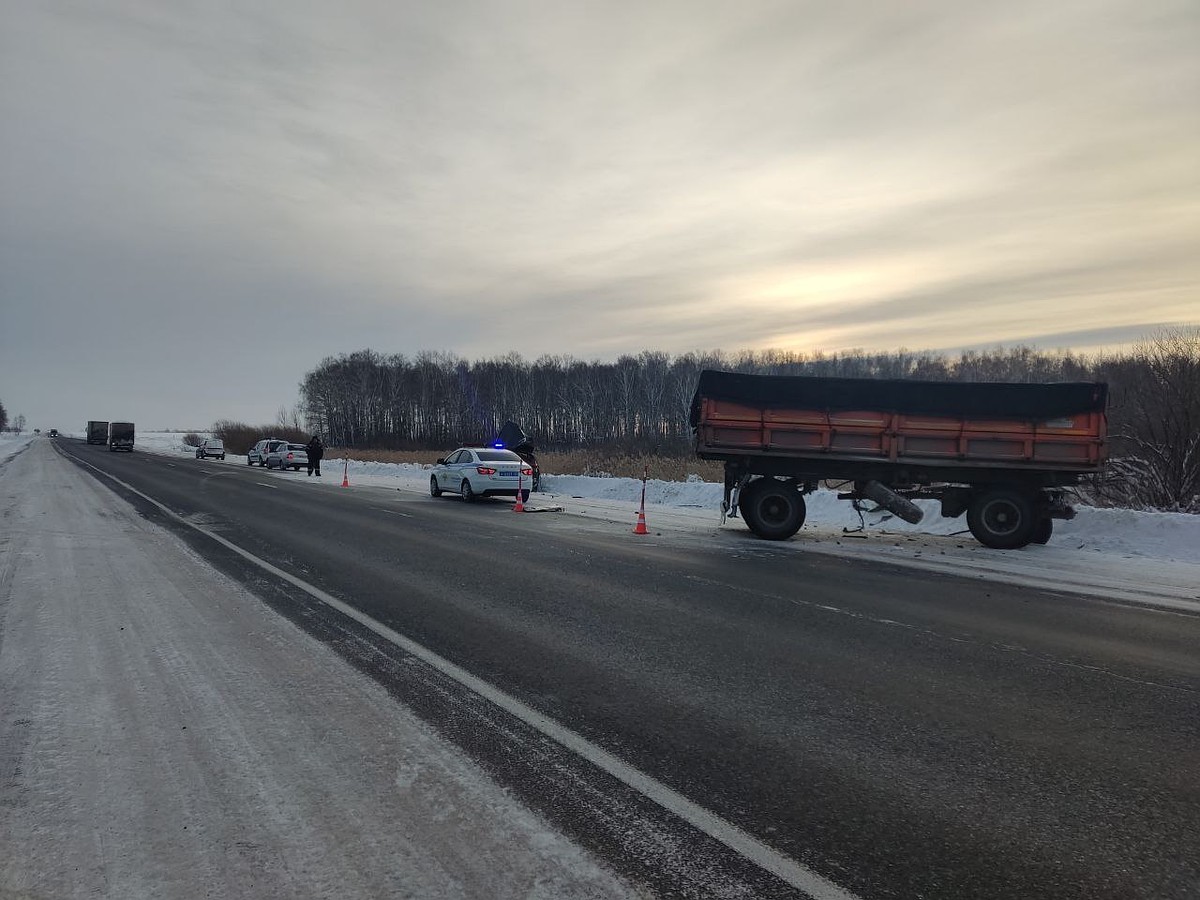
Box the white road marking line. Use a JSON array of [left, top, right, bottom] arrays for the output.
[[69, 453, 860, 900], [255, 482, 278, 489], [371, 507, 413, 518]]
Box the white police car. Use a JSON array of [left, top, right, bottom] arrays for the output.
[[430, 447, 533, 502]]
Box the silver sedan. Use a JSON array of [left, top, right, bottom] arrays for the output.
[[266, 442, 309, 471], [430, 447, 532, 502]]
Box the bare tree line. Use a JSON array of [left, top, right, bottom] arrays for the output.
[[298, 327, 1200, 511], [1089, 327, 1200, 512]]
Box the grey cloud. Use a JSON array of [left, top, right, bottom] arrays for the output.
[[944, 322, 1187, 355], [2, 0, 1197, 429]]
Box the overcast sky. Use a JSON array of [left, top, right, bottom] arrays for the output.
[[2, 0, 1196, 430]]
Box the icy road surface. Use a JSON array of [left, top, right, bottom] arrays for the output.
[[0, 439, 646, 898]]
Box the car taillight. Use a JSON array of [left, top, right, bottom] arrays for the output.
[[286, 452, 294, 459], [521, 467, 532, 476], [476, 466, 496, 475]]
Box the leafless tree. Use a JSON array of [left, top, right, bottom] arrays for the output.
[[277, 404, 307, 434], [295, 334, 1199, 512], [1093, 326, 1200, 511]]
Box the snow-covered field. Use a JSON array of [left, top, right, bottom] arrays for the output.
[[103, 432, 1200, 610], [0, 433, 34, 465]]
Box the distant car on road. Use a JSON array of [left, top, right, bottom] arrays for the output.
[[195, 438, 226, 460], [248, 438, 284, 466], [48, 428, 58, 437], [266, 442, 308, 471], [430, 447, 533, 502]]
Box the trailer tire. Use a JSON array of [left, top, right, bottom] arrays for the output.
[[740, 478, 806, 540], [1031, 517, 1053, 545], [967, 488, 1037, 549]]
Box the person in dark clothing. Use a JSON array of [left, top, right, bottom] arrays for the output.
[[305, 435, 324, 476]]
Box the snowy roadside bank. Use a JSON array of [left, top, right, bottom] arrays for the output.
[[119, 432, 1200, 609], [0, 433, 35, 465]]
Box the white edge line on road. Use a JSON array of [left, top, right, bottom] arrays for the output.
[[67, 451, 860, 900], [255, 482, 278, 489], [371, 506, 414, 518]]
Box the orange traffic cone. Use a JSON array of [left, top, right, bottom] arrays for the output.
[[341, 458, 350, 488], [513, 473, 526, 512], [633, 466, 649, 534]]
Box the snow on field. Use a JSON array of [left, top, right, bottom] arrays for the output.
[[0, 433, 35, 464], [136, 432, 1200, 609]]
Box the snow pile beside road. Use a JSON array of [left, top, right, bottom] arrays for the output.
[[0, 433, 35, 464], [543, 472, 1200, 563], [1054, 507, 1200, 561], [338, 460, 432, 480], [543, 474, 721, 508], [136, 431, 205, 454]]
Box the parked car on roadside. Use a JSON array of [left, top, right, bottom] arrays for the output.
[[248, 438, 284, 466], [195, 438, 226, 460], [266, 442, 309, 471], [430, 447, 533, 502]]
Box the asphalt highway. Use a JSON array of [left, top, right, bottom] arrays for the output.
[[58, 439, 1200, 900]]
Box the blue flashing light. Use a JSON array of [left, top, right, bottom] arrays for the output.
[[493, 441, 505, 448]]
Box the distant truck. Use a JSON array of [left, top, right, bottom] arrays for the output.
[[108, 422, 135, 452], [87, 421, 109, 445], [691, 371, 1108, 549]]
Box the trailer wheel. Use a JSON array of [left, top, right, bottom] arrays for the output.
[[740, 479, 806, 540], [967, 488, 1037, 549], [1031, 517, 1053, 545]]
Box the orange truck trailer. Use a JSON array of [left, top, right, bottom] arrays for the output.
[[691, 371, 1108, 549]]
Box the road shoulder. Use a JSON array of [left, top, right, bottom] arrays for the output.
[[0, 440, 644, 900]]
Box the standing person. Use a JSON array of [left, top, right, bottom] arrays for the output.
[[305, 435, 324, 476]]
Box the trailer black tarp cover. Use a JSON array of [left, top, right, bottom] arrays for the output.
[[690, 371, 1108, 426]]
